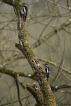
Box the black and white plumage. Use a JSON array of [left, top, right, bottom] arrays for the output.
[[20, 3, 28, 21], [43, 63, 50, 81]]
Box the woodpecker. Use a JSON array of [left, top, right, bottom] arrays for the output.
[[43, 63, 50, 81], [20, 3, 28, 21]]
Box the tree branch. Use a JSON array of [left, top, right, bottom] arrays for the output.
[[51, 84, 71, 92], [14, 2, 57, 106], [26, 84, 45, 106], [0, 95, 31, 106], [1, 1, 58, 106], [32, 19, 71, 48], [0, 67, 37, 81], [2, 0, 16, 7], [0, 67, 27, 78], [15, 77, 22, 106]]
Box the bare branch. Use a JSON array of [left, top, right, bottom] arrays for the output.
[[26, 84, 45, 106], [15, 77, 22, 106], [0, 95, 31, 106], [0, 67, 27, 78], [51, 84, 71, 92], [32, 19, 71, 48], [2, 0, 15, 7]]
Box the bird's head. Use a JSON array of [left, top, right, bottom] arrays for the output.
[[43, 63, 48, 67], [23, 3, 26, 6]]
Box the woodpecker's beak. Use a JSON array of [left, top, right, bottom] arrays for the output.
[[43, 64, 45, 66]]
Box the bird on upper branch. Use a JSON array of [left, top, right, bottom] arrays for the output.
[[20, 3, 28, 21], [43, 63, 50, 81]]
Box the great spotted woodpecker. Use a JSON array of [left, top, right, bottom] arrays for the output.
[[43, 63, 50, 81], [20, 3, 28, 21]]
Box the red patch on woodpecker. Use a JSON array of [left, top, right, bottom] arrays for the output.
[[23, 14, 26, 16], [45, 74, 49, 77]]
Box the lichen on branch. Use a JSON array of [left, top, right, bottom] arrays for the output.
[[15, 3, 57, 106]]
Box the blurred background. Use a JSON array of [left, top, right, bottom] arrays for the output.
[[0, 0, 71, 106]]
